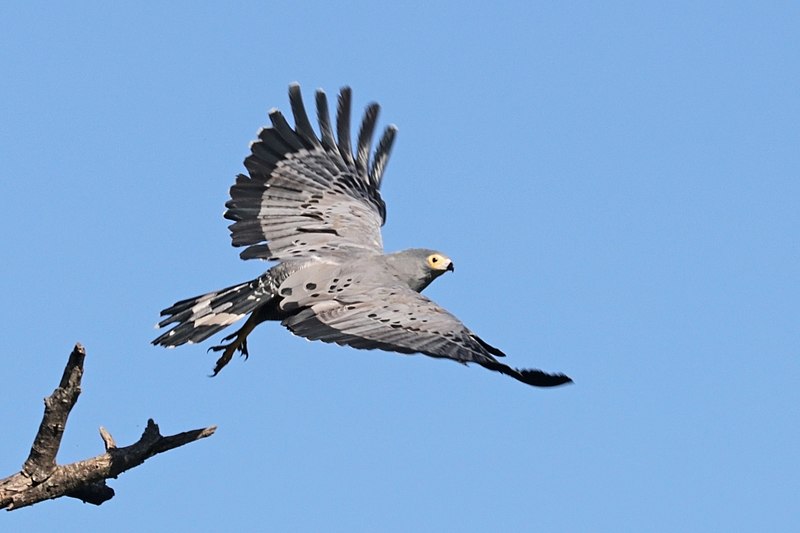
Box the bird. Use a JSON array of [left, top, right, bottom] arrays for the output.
[[152, 83, 572, 388]]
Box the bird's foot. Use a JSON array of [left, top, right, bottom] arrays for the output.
[[208, 330, 250, 376]]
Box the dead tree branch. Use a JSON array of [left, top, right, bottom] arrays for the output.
[[0, 343, 216, 511]]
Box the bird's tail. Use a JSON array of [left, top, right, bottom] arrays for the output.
[[152, 279, 267, 348]]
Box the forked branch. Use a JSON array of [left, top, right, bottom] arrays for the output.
[[0, 343, 216, 511]]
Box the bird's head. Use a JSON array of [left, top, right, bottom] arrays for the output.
[[388, 248, 454, 292], [424, 251, 455, 274]]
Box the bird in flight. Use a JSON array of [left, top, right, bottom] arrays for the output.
[[153, 84, 572, 388]]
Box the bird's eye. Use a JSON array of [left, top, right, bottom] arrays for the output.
[[427, 254, 448, 270]]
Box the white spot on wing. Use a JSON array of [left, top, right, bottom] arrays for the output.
[[190, 300, 213, 316], [193, 312, 243, 328]]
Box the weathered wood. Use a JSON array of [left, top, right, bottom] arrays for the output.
[[22, 344, 85, 483], [0, 343, 216, 511]]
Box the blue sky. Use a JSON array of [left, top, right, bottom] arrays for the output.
[[2, 1, 798, 531]]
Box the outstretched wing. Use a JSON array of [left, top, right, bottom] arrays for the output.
[[281, 285, 572, 388], [225, 84, 398, 261]]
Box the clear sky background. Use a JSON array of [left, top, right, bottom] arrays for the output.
[[2, 2, 798, 531]]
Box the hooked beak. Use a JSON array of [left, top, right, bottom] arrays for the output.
[[446, 261, 455, 272]]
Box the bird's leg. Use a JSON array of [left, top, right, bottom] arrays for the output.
[[208, 313, 258, 376]]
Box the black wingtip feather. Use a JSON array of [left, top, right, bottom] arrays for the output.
[[269, 109, 305, 151], [315, 89, 338, 152], [479, 360, 573, 388], [369, 125, 397, 188], [254, 128, 294, 162], [516, 369, 573, 388], [288, 84, 320, 147], [356, 103, 380, 175], [473, 334, 506, 357], [336, 87, 354, 165]]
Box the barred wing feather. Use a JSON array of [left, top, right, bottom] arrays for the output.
[[225, 84, 397, 261]]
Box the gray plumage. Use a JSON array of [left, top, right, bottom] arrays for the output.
[[153, 83, 571, 388]]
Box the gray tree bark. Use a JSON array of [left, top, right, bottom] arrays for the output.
[[0, 343, 216, 511]]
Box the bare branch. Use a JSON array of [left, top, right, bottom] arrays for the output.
[[0, 343, 216, 511], [22, 343, 85, 483], [99, 427, 116, 451]]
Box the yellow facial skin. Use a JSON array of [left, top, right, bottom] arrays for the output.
[[426, 253, 454, 272]]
